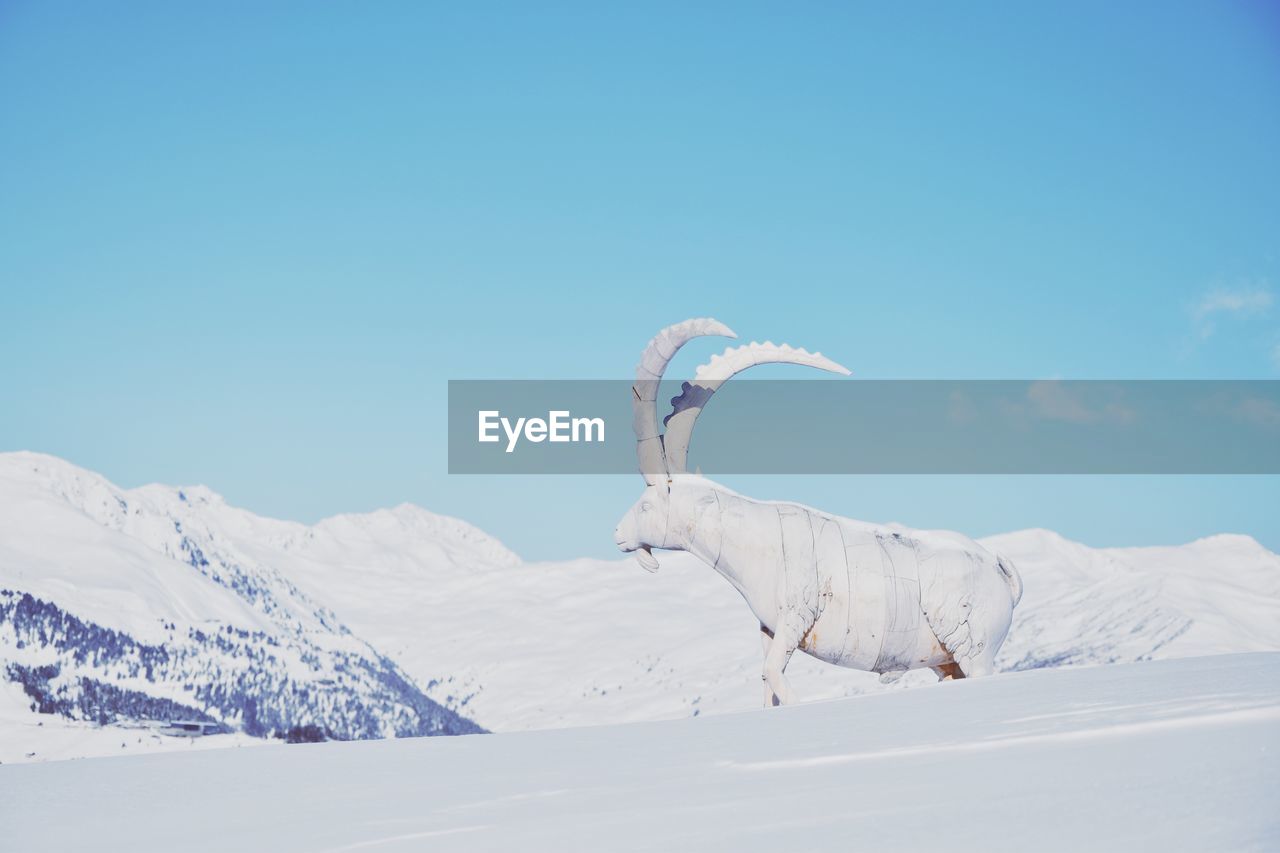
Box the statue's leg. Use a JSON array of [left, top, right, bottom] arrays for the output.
[[759, 624, 779, 707], [950, 631, 997, 678], [955, 654, 995, 678], [925, 603, 997, 680], [931, 662, 964, 681], [762, 611, 809, 706]]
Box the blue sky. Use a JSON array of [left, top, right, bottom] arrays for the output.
[[2, 2, 1278, 558]]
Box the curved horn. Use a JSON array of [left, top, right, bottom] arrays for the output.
[[633, 318, 737, 484], [662, 341, 850, 475]]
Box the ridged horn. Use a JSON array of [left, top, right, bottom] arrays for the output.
[[633, 318, 736, 484], [662, 341, 850, 475]]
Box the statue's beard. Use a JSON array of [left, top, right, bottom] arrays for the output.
[[635, 545, 659, 572]]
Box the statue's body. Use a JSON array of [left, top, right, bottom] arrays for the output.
[[614, 319, 1022, 705]]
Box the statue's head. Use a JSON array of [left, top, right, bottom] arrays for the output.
[[618, 318, 849, 573], [613, 483, 672, 572]]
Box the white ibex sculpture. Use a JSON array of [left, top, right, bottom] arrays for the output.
[[614, 318, 1023, 706]]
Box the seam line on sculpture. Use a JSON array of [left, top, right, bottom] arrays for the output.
[[711, 489, 724, 571], [836, 519, 852, 663], [872, 537, 891, 671], [806, 509, 821, 622], [776, 505, 787, 590], [661, 489, 672, 551]]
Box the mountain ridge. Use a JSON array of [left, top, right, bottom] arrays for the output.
[[0, 452, 484, 763]]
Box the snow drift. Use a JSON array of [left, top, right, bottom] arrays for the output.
[[2, 653, 1276, 852]]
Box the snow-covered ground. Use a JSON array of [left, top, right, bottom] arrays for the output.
[[3, 451, 1280, 764], [2, 653, 1276, 852]]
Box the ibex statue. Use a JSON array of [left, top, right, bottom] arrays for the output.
[[614, 318, 1023, 706]]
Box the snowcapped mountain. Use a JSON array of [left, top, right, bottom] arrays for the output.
[[3, 451, 1278, 762], [988, 528, 1280, 670], [0, 452, 482, 763]]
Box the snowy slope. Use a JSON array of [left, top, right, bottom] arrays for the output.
[[3, 653, 1276, 852], [989, 528, 1280, 668]]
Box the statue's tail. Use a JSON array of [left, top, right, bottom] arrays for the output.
[[997, 556, 1023, 607]]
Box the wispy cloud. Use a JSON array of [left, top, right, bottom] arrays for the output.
[[1191, 284, 1273, 340], [1232, 395, 1280, 429], [1025, 380, 1136, 425], [996, 381, 1137, 427], [1199, 389, 1280, 429]]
